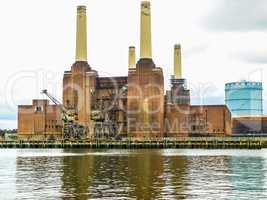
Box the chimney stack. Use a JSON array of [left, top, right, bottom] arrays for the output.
[[174, 44, 182, 79], [140, 1, 152, 59], [76, 6, 87, 62], [128, 46, 136, 69]]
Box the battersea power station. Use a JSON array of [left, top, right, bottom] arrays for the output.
[[18, 2, 232, 140]]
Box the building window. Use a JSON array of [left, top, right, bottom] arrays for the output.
[[36, 106, 43, 112]]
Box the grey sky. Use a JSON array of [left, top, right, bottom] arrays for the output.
[[0, 0, 266, 129], [206, 0, 267, 31]]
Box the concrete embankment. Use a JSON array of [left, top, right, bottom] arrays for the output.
[[0, 137, 266, 149]]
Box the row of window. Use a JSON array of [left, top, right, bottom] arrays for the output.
[[226, 82, 261, 87], [45, 120, 60, 129], [45, 125, 60, 129]]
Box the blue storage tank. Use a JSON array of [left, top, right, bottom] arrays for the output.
[[225, 81, 263, 117]]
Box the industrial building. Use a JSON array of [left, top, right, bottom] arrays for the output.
[[165, 105, 231, 137], [18, 2, 232, 140], [225, 80, 266, 135], [225, 81, 263, 117], [18, 100, 62, 140], [232, 116, 267, 135]]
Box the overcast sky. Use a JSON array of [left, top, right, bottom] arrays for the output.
[[0, 0, 267, 129]]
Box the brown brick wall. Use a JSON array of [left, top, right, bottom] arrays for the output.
[[190, 105, 231, 136], [232, 116, 267, 135], [127, 59, 164, 138], [63, 61, 97, 137], [18, 100, 63, 139], [164, 105, 231, 137], [164, 104, 190, 137], [18, 106, 34, 134], [63, 72, 73, 108]]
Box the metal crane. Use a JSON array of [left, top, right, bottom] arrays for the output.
[[41, 89, 87, 140]]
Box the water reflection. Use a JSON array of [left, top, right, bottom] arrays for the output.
[[228, 156, 266, 200], [61, 150, 180, 199], [0, 150, 16, 200], [164, 156, 188, 199], [127, 150, 165, 199], [61, 149, 94, 199], [185, 156, 232, 200], [16, 150, 63, 200], [9, 149, 267, 199]]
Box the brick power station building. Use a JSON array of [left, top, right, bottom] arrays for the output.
[[18, 2, 232, 140]]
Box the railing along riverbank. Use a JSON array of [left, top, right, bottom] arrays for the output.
[[0, 137, 266, 149]]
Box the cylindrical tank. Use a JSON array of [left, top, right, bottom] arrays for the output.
[[225, 81, 263, 116]]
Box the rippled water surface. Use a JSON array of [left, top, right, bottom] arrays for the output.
[[1, 149, 267, 200]]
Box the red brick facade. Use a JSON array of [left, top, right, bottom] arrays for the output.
[[18, 100, 62, 140], [127, 59, 164, 138]]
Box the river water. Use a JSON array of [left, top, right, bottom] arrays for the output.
[[0, 149, 267, 200]]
